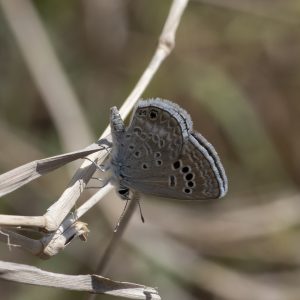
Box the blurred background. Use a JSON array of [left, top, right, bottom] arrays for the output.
[[1, 0, 300, 299]]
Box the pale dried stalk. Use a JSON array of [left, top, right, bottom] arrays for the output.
[[43, 0, 189, 252], [0, 260, 160, 299], [0, 228, 42, 256], [95, 192, 140, 275], [0, 0, 190, 259], [0, 142, 105, 198], [101, 0, 190, 137], [44, 0, 188, 232], [0, 0, 93, 151]]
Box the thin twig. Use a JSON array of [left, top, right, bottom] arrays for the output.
[[44, 0, 189, 233], [88, 192, 140, 300], [0, 0, 93, 151], [0, 228, 42, 255], [97, 193, 140, 275], [0, 0, 190, 256]]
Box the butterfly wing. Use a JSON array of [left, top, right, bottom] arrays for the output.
[[115, 98, 227, 200]]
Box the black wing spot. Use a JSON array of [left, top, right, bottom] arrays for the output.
[[184, 188, 192, 194], [169, 175, 176, 187], [181, 166, 190, 173], [156, 160, 162, 166], [134, 151, 141, 158], [155, 152, 161, 158], [187, 181, 194, 188], [185, 173, 194, 180], [149, 109, 158, 120], [142, 163, 149, 169], [173, 161, 181, 170]]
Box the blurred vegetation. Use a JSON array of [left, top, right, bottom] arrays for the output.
[[1, 0, 300, 299]]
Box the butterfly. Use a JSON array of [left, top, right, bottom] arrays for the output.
[[107, 98, 227, 200]]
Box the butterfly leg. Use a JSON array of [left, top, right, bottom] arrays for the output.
[[83, 157, 110, 172], [86, 177, 111, 189]]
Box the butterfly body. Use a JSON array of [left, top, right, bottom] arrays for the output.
[[109, 98, 227, 200]]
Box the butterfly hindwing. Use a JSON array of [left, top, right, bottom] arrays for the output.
[[113, 98, 227, 200]]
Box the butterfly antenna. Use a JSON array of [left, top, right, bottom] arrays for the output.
[[114, 200, 129, 232]]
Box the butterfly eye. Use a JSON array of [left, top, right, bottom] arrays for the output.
[[118, 188, 129, 199]]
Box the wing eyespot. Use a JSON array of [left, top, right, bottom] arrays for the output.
[[142, 163, 149, 169], [185, 173, 194, 180], [149, 109, 158, 120], [155, 152, 161, 158], [172, 160, 181, 170], [134, 151, 141, 158], [181, 166, 190, 174], [155, 160, 162, 166], [183, 188, 192, 194]]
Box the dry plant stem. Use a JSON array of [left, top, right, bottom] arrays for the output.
[[36, 0, 189, 232], [0, 228, 42, 256], [88, 193, 140, 300], [0, 0, 189, 250], [97, 193, 140, 275], [0, 0, 93, 151], [75, 183, 114, 219], [0, 143, 104, 198], [101, 0, 189, 138], [0, 261, 161, 300], [0, 215, 45, 228], [0, 185, 110, 257]]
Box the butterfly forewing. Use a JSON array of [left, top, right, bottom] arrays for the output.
[[111, 99, 227, 200], [113, 99, 227, 200], [117, 101, 188, 178]]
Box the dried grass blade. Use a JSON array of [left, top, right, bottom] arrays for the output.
[[0, 143, 105, 197], [0, 260, 161, 299]]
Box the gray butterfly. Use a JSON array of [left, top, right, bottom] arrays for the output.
[[108, 98, 227, 200]]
